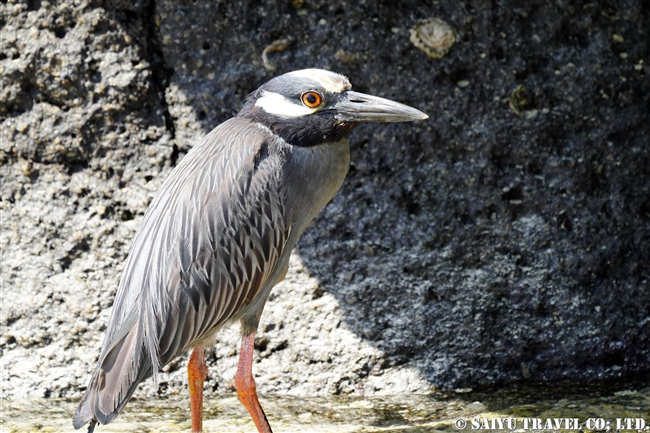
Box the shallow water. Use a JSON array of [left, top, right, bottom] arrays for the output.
[[2, 380, 650, 432]]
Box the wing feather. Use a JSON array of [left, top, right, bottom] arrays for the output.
[[74, 117, 292, 427]]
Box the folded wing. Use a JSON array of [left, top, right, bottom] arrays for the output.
[[74, 117, 291, 428]]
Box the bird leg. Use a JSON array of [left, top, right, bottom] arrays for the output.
[[188, 343, 208, 433], [235, 332, 273, 433]]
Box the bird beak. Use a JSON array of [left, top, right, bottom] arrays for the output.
[[331, 90, 428, 123]]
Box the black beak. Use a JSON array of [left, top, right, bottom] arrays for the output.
[[331, 90, 428, 123]]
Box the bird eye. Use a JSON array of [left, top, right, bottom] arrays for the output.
[[301, 91, 323, 108]]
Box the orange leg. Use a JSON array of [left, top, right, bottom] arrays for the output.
[[234, 332, 273, 433], [188, 344, 208, 433]]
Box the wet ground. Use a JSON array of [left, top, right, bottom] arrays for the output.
[[2, 380, 650, 433]]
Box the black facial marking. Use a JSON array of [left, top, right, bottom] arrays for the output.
[[252, 108, 357, 147]]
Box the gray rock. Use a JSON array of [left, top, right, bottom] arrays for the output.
[[1, 0, 648, 410]]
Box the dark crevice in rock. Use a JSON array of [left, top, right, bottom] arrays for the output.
[[59, 239, 90, 272], [26, 0, 42, 11], [142, 0, 177, 166]]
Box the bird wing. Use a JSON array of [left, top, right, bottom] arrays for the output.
[[74, 116, 292, 427]]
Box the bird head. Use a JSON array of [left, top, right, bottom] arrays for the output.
[[239, 69, 428, 147]]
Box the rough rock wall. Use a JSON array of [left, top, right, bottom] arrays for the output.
[[1, 0, 649, 403]]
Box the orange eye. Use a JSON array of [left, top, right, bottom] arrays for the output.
[[301, 91, 322, 108]]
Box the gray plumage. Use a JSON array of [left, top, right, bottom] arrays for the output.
[[73, 69, 426, 431], [74, 116, 349, 427]]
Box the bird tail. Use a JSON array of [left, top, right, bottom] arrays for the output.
[[73, 314, 153, 429]]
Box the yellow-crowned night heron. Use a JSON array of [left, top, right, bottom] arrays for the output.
[[73, 69, 427, 433]]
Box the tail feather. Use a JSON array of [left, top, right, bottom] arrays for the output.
[[73, 314, 153, 429]]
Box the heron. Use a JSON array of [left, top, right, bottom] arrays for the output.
[[73, 69, 427, 432]]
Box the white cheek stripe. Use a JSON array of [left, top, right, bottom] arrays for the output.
[[255, 91, 317, 118]]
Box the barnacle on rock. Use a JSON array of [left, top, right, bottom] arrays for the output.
[[410, 18, 456, 58], [262, 38, 291, 71], [509, 86, 538, 118]]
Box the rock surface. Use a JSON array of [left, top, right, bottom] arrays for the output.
[[1, 0, 649, 409]]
